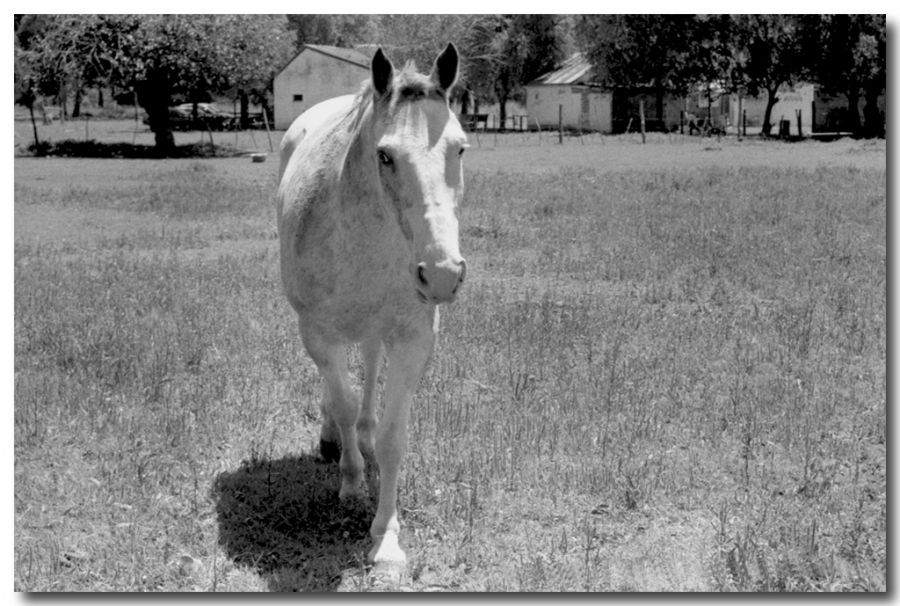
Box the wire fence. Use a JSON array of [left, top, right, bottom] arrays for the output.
[[463, 128, 755, 148]]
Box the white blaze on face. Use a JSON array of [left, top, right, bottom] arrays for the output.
[[376, 98, 468, 303]]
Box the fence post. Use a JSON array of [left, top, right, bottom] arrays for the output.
[[262, 107, 274, 152], [796, 109, 803, 138], [742, 109, 747, 138], [639, 99, 646, 144], [558, 104, 563, 144]]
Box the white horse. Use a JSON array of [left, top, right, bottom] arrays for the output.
[[276, 44, 467, 577]]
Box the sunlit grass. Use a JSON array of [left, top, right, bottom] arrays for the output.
[[14, 146, 885, 591]]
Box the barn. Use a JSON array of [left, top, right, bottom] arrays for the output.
[[273, 44, 373, 130], [524, 53, 612, 133]]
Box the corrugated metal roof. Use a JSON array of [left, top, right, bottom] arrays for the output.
[[528, 53, 594, 86], [302, 44, 372, 69]]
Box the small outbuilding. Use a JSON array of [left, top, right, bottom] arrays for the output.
[[728, 84, 814, 136], [524, 53, 613, 133], [273, 44, 373, 130]]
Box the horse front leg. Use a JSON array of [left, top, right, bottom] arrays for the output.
[[300, 325, 365, 500], [368, 324, 435, 575]]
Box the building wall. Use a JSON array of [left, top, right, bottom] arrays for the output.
[[611, 89, 683, 133], [525, 85, 612, 132], [728, 84, 814, 135], [273, 51, 369, 130]]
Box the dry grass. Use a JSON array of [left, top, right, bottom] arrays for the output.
[[13, 124, 886, 592]]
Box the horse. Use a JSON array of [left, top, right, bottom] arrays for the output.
[[276, 43, 468, 579]]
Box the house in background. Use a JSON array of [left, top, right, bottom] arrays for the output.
[[525, 53, 684, 134], [273, 44, 373, 130], [524, 53, 612, 132]]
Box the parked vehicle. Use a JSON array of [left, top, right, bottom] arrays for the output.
[[145, 102, 237, 131]]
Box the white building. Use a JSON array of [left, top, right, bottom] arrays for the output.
[[524, 53, 612, 133], [729, 84, 815, 136], [273, 45, 372, 130]]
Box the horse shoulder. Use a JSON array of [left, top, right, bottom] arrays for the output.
[[279, 95, 357, 184]]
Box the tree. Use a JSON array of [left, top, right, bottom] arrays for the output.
[[858, 15, 886, 138], [14, 36, 41, 147], [286, 14, 377, 49], [729, 15, 805, 137], [216, 15, 296, 129], [459, 14, 506, 114], [462, 14, 566, 129], [576, 15, 697, 124], [20, 14, 294, 154], [799, 14, 885, 137]]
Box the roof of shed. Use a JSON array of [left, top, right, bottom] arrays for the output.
[[303, 44, 372, 68], [277, 44, 373, 77], [527, 53, 595, 86]]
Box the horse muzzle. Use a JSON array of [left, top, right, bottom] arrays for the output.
[[413, 257, 466, 304]]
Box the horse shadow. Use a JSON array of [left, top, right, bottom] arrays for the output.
[[213, 453, 375, 592]]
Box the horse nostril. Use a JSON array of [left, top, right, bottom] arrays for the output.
[[417, 264, 428, 287], [451, 260, 467, 295]]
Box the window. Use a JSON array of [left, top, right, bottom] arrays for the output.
[[293, 94, 303, 102]]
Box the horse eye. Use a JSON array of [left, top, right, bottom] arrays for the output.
[[458, 148, 466, 158], [378, 150, 393, 166]]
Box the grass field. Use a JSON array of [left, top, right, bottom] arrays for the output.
[[13, 120, 886, 592]]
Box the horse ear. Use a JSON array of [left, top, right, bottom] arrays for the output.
[[431, 43, 459, 93], [371, 48, 393, 97]]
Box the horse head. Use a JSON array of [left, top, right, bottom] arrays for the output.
[[366, 44, 468, 304]]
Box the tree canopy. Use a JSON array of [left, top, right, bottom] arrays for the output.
[[16, 14, 294, 153], [575, 14, 885, 137], [15, 13, 886, 147]]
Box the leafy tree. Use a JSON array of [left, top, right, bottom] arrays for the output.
[[799, 14, 885, 137], [462, 14, 565, 129], [576, 15, 697, 123], [216, 15, 295, 129], [14, 37, 41, 146], [459, 14, 506, 114], [370, 15, 478, 71], [20, 14, 293, 154], [729, 15, 805, 136], [286, 14, 377, 49]]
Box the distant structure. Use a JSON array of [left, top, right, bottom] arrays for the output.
[[273, 44, 373, 130], [728, 84, 814, 136], [524, 53, 612, 133], [528, 53, 825, 136]]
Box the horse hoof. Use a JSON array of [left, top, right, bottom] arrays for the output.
[[319, 438, 341, 463], [368, 561, 405, 588]]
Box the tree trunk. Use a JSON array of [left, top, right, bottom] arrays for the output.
[[862, 87, 881, 138], [72, 88, 82, 118], [761, 87, 779, 137], [137, 72, 175, 155], [460, 89, 470, 116], [28, 102, 40, 149], [846, 89, 862, 136], [498, 93, 508, 132], [655, 87, 664, 127], [58, 82, 68, 122], [239, 90, 250, 130]]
